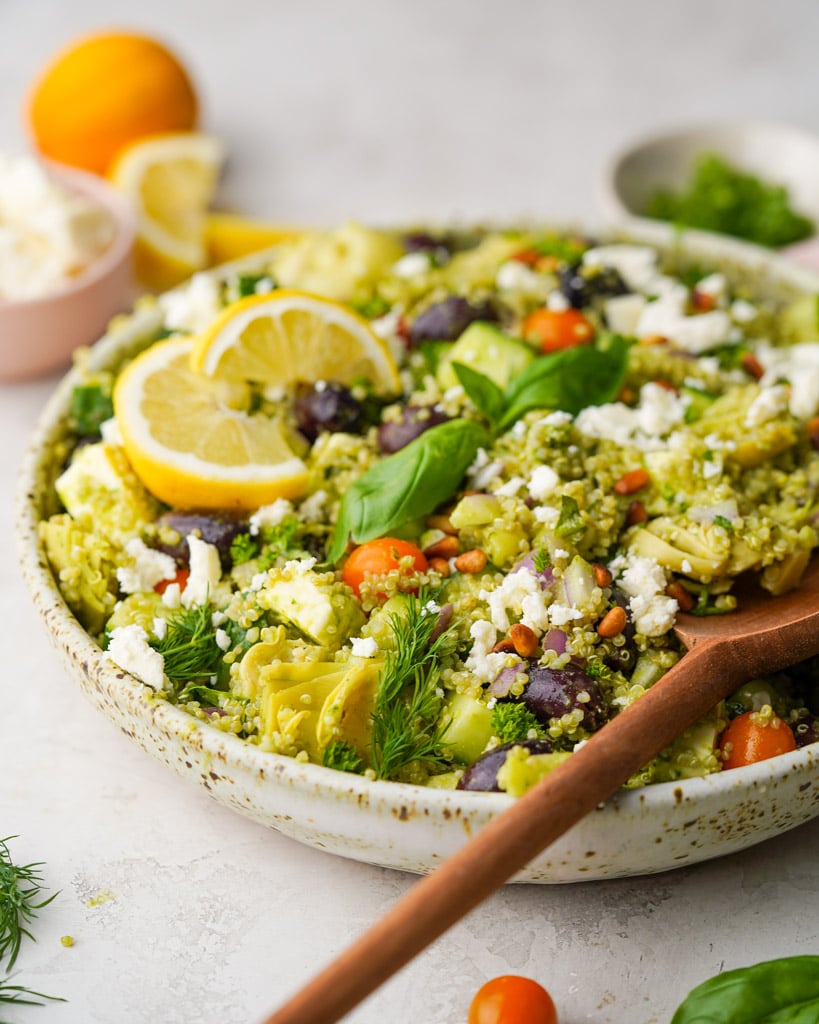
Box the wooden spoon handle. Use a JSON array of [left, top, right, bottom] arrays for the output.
[[263, 637, 741, 1024]]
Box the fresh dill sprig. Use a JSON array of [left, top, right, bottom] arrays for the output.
[[0, 837, 58, 971], [371, 592, 454, 781], [0, 978, 66, 1014], [151, 604, 224, 684]]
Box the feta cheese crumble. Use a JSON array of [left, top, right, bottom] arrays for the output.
[[181, 535, 222, 607], [116, 539, 177, 595], [107, 625, 165, 689], [350, 636, 379, 658]]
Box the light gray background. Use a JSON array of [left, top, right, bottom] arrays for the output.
[[2, 2, 818, 1022]]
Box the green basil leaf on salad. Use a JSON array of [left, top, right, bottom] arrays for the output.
[[671, 955, 819, 1023], [498, 333, 630, 430], [452, 361, 507, 426], [328, 419, 490, 563]]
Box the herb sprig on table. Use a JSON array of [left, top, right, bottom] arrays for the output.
[[0, 838, 57, 971], [0, 836, 65, 1018]]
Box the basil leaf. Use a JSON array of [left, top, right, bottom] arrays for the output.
[[498, 334, 630, 430], [328, 419, 489, 563], [554, 495, 584, 538], [452, 362, 506, 426], [671, 956, 819, 1024]]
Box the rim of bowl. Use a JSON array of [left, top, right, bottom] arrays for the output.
[[597, 118, 819, 224], [0, 160, 135, 312], [14, 219, 819, 823]]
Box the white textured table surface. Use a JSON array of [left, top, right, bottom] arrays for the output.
[[3, 2, 819, 1022]]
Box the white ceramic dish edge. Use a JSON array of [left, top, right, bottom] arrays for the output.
[[15, 221, 819, 882]]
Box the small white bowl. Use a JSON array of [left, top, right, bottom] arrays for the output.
[[598, 120, 819, 266], [0, 162, 135, 382]]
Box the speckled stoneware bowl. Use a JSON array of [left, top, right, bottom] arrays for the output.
[[16, 222, 819, 882]]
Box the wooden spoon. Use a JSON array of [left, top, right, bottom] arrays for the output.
[[263, 562, 819, 1024]]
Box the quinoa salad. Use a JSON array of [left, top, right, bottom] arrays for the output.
[[40, 223, 819, 794]]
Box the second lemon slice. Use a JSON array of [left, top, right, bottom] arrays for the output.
[[190, 290, 401, 393], [108, 131, 226, 290], [114, 337, 309, 510]]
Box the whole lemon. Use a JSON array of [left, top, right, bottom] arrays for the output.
[[27, 31, 198, 175]]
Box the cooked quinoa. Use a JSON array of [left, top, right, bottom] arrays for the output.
[[40, 224, 819, 793]]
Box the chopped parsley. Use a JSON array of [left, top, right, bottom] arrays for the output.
[[491, 702, 545, 744], [647, 153, 814, 248], [70, 383, 113, 437]]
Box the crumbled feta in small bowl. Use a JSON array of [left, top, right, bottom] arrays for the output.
[[0, 156, 134, 381]]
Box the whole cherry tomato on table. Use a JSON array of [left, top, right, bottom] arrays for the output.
[[469, 975, 558, 1024]]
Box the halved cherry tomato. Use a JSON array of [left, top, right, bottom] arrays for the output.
[[719, 710, 797, 770], [154, 568, 189, 596], [341, 538, 428, 598], [522, 308, 595, 353], [469, 975, 558, 1024]]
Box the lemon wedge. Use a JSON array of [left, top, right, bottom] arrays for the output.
[[108, 131, 225, 290], [190, 290, 401, 393], [113, 337, 309, 510], [205, 213, 309, 265]]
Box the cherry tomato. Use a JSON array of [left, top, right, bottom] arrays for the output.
[[341, 538, 428, 598], [469, 976, 558, 1024], [719, 710, 797, 770], [154, 568, 189, 596], [522, 308, 595, 353]]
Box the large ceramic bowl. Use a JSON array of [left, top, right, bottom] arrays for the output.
[[16, 222, 819, 883]]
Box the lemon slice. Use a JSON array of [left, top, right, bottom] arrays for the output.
[[113, 337, 309, 510], [190, 289, 401, 393], [205, 213, 309, 265], [108, 132, 225, 290]]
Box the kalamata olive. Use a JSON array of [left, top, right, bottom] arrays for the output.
[[409, 297, 496, 345], [153, 511, 247, 569], [295, 382, 364, 442], [402, 232, 451, 264], [520, 663, 607, 732], [558, 263, 629, 309], [457, 739, 553, 792], [793, 714, 819, 748], [377, 404, 450, 453], [604, 588, 637, 672]]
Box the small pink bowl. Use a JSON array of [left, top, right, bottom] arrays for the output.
[[0, 162, 136, 382]]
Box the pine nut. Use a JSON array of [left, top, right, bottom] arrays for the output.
[[615, 468, 650, 495], [592, 563, 612, 587], [454, 548, 487, 574], [626, 499, 649, 525], [428, 557, 451, 578], [491, 638, 516, 654], [666, 581, 695, 612], [424, 535, 460, 559], [741, 352, 765, 381], [509, 623, 538, 658], [426, 514, 458, 535], [597, 605, 628, 638], [808, 417, 819, 451]]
